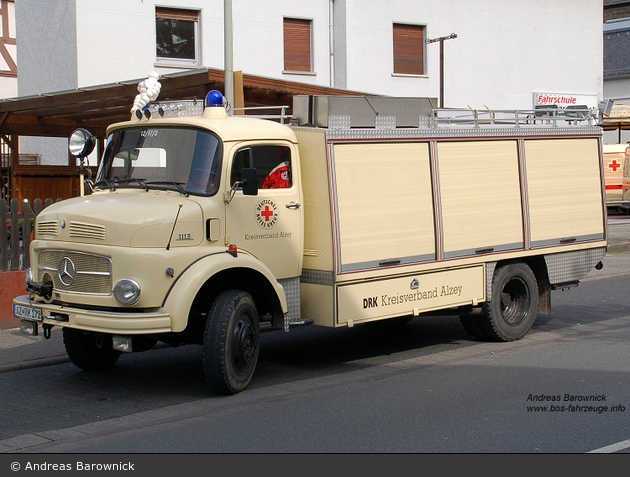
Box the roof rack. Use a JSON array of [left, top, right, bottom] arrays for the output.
[[430, 105, 598, 128], [291, 95, 599, 129], [232, 105, 292, 124]]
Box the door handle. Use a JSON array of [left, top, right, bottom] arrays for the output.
[[286, 202, 301, 209]]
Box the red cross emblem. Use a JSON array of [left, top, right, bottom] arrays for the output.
[[255, 199, 278, 228], [609, 160, 621, 172], [260, 205, 274, 222]]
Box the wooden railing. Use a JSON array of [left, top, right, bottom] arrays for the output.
[[0, 197, 61, 271]]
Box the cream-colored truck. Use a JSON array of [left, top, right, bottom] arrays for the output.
[[13, 92, 607, 394]]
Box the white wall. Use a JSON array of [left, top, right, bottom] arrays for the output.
[[605, 77, 630, 103], [0, 77, 16, 100], [69, 0, 608, 109], [75, 0, 214, 85], [343, 0, 603, 109], [74, 0, 333, 88], [16, 0, 78, 165]]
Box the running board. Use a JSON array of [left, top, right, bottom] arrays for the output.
[[288, 319, 314, 329], [551, 281, 579, 291], [261, 318, 315, 333]]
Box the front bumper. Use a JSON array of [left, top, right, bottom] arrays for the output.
[[12, 295, 172, 335]]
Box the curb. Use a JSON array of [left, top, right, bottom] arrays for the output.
[[607, 242, 630, 254]]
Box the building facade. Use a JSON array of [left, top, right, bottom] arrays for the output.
[[0, 0, 16, 99], [15, 0, 604, 164]]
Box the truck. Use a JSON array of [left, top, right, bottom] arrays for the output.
[[13, 91, 607, 395], [603, 143, 629, 211], [624, 147, 630, 209]]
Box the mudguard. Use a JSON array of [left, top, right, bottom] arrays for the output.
[[162, 250, 288, 332]]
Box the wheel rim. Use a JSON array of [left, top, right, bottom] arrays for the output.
[[231, 314, 258, 375], [500, 276, 530, 326]]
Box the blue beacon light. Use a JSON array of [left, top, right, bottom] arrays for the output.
[[205, 90, 224, 108]]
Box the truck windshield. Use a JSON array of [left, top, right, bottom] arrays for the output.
[[96, 126, 222, 196]]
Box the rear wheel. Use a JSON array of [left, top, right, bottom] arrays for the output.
[[203, 290, 260, 395], [62, 328, 121, 371], [480, 262, 538, 342]]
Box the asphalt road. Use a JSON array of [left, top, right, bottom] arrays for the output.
[[0, 270, 629, 454]]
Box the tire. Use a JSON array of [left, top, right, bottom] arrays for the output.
[[62, 328, 121, 371], [203, 290, 260, 395], [480, 262, 538, 342]]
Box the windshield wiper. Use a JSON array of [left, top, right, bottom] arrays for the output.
[[94, 177, 148, 191], [144, 181, 189, 197], [93, 178, 117, 190]]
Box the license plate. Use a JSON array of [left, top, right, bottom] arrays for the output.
[[13, 303, 43, 322]]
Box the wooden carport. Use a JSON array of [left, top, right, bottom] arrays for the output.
[[603, 103, 630, 144], [0, 67, 368, 204]]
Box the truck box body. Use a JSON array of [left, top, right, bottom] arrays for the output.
[[292, 97, 605, 327]]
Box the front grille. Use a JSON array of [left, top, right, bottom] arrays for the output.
[[38, 250, 113, 295]]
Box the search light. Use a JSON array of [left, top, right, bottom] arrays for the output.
[[69, 128, 96, 158]]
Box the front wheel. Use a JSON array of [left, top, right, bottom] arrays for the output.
[[480, 262, 539, 342], [203, 290, 260, 395], [62, 328, 121, 371]]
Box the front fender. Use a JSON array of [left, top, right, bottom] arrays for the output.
[[162, 250, 287, 332]]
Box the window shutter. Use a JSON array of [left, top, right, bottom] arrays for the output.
[[393, 24, 424, 75], [284, 18, 311, 72], [156, 8, 198, 22]]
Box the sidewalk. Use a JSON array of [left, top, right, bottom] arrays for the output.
[[605, 220, 630, 255]]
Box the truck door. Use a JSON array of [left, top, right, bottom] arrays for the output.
[[225, 143, 303, 279]]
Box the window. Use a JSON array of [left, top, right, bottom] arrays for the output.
[[393, 23, 425, 75], [156, 8, 199, 66], [231, 145, 292, 189], [99, 127, 222, 196], [283, 18, 312, 73]]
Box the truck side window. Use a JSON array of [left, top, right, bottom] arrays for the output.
[[231, 145, 292, 189]]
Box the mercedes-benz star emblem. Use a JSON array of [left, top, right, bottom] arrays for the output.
[[57, 257, 76, 286]]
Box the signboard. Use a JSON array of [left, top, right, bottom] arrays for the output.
[[533, 92, 598, 109]]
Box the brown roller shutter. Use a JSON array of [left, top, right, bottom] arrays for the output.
[[156, 8, 198, 22], [284, 18, 312, 72], [393, 23, 424, 75]]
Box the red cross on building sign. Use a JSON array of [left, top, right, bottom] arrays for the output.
[[609, 160, 621, 172]]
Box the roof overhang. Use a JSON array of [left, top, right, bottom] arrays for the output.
[[0, 68, 371, 138]]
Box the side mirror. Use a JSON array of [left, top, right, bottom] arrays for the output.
[[241, 168, 258, 196], [69, 128, 96, 158]]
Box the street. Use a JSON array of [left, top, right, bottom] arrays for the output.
[[0, 271, 628, 453]]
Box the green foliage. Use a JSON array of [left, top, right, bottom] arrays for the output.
[[5, 213, 34, 239]]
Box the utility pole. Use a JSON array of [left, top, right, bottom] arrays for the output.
[[224, 0, 234, 113], [426, 33, 457, 108]]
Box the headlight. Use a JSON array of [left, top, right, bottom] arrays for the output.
[[113, 279, 141, 305]]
